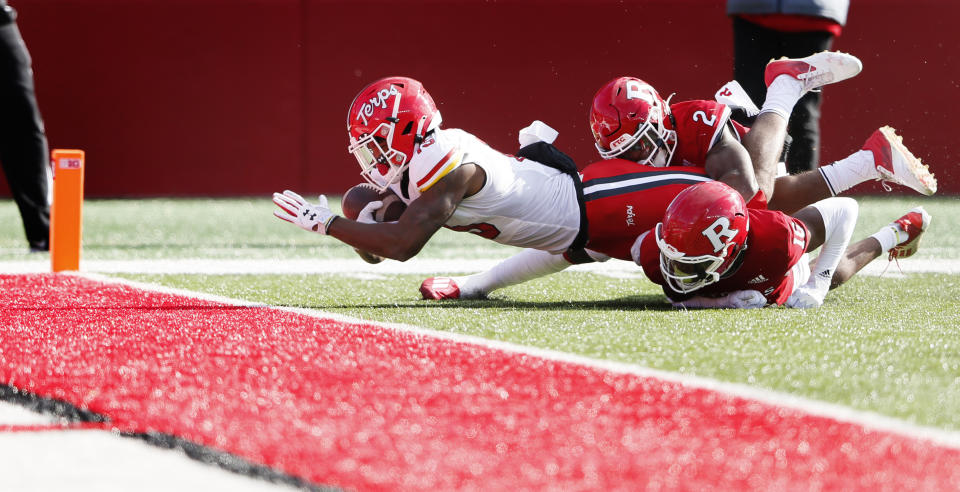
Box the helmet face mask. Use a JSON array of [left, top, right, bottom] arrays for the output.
[[657, 223, 736, 293], [590, 77, 677, 166], [654, 182, 750, 294], [616, 126, 674, 167], [349, 124, 407, 190], [347, 77, 442, 192]]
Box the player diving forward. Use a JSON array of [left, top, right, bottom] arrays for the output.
[[274, 76, 587, 264]]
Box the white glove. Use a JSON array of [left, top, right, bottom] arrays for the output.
[[356, 200, 383, 224], [272, 190, 337, 234], [784, 285, 826, 309], [726, 289, 768, 309], [518, 120, 559, 147], [714, 80, 760, 117], [674, 290, 767, 309]]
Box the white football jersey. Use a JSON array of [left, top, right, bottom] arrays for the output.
[[388, 128, 580, 254]]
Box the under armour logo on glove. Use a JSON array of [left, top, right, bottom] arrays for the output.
[[273, 190, 337, 235]]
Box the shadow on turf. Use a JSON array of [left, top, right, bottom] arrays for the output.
[[281, 294, 676, 312]]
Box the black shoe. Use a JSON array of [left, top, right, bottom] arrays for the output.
[[28, 241, 49, 253]]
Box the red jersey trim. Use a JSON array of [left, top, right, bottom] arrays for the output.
[[416, 148, 459, 189]]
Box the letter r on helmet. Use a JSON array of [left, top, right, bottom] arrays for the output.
[[702, 217, 739, 253]]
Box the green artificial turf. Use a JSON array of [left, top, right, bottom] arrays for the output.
[[3, 195, 959, 431]]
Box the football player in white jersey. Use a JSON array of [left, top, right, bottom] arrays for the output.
[[273, 76, 585, 261]]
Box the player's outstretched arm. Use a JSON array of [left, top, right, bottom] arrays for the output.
[[327, 164, 485, 262], [704, 126, 760, 203]]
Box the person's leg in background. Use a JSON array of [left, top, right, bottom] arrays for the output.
[[732, 16, 777, 122], [780, 29, 834, 174], [733, 16, 837, 175], [0, 7, 51, 252]]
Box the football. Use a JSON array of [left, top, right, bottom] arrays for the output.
[[340, 183, 407, 265], [341, 183, 406, 222]]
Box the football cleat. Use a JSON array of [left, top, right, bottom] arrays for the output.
[[862, 126, 937, 196], [764, 51, 863, 95], [420, 276, 462, 300], [889, 206, 931, 260]]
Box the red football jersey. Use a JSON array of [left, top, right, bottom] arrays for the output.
[[637, 208, 810, 305], [666, 100, 748, 167], [580, 159, 712, 261]]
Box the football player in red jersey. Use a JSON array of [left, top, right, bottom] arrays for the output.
[[421, 51, 937, 301], [632, 181, 931, 309], [588, 53, 935, 215]]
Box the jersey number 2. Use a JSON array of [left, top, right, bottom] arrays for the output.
[[693, 111, 717, 127]]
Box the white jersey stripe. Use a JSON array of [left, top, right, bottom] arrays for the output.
[[583, 172, 713, 196]]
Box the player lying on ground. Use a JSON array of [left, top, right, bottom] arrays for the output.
[[420, 52, 937, 300], [632, 181, 930, 309]]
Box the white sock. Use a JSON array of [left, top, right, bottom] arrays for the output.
[[869, 223, 907, 253], [807, 197, 858, 292], [818, 150, 876, 196], [458, 248, 572, 297], [759, 75, 803, 120]]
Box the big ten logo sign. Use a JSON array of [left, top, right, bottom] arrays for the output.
[[58, 158, 83, 169]]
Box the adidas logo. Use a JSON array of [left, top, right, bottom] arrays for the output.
[[817, 269, 832, 279], [748, 274, 768, 285]]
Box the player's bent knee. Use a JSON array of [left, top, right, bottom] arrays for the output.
[[812, 196, 858, 234]]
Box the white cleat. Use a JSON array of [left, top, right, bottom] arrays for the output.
[[764, 51, 863, 95], [862, 126, 937, 196]]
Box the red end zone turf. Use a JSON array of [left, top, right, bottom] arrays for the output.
[[1, 274, 958, 489]]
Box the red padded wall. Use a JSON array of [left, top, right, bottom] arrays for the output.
[[3, 0, 957, 197]]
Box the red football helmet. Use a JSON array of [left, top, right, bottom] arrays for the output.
[[655, 181, 749, 293], [347, 77, 443, 191], [589, 76, 677, 166]]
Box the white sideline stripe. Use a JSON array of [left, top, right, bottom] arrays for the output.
[[3, 257, 960, 275], [0, 420, 287, 492], [80, 272, 960, 451], [0, 401, 58, 425]]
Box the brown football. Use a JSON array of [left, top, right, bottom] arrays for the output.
[[341, 183, 406, 222], [340, 183, 406, 264]]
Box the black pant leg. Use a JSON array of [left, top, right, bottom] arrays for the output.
[[0, 20, 50, 250], [733, 17, 836, 174], [731, 16, 779, 126], [779, 30, 834, 173]]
